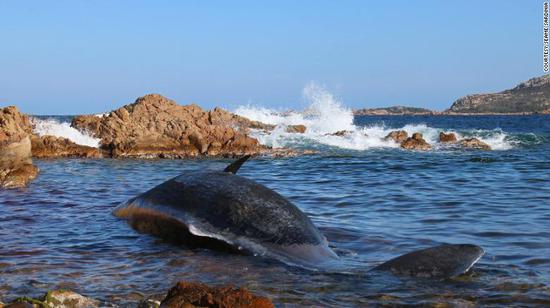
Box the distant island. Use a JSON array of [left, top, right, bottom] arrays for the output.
[[354, 75, 550, 115], [353, 106, 435, 115]]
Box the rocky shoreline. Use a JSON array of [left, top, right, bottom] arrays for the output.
[[0, 107, 39, 189], [1, 93, 498, 189], [354, 110, 550, 116], [0, 281, 274, 308], [0, 95, 314, 189], [353, 75, 550, 116]]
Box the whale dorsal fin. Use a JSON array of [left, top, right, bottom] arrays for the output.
[[224, 155, 251, 174]]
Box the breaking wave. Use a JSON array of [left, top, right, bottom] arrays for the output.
[[31, 117, 101, 148], [234, 83, 528, 151]]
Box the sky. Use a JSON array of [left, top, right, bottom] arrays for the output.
[[0, 0, 543, 114]]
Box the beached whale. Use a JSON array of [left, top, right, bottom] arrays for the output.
[[114, 156, 484, 278], [114, 156, 339, 267]]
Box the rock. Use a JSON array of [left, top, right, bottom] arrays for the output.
[[31, 135, 100, 158], [447, 75, 550, 114], [384, 130, 408, 143], [137, 298, 161, 308], [0, 106, 39, 189], [326, 130, 352, 137], [439, 132, 457, 143], [70, 94, 268, 158], [400, 132, 431, 151], [160, 281, 274, 308], [459, 138, 491, 150], [43, 290, 99, 308], [0, 162, 40, 189], [285, 124, 306, 134], [3, 302, 39, 308], [208, 107, 274, 131], [5, 290, 98, 308]]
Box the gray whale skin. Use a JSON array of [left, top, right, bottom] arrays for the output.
[[114, 156, 484, 277]]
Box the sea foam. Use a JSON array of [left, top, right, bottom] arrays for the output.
[[31, 118, 101, 148], [234, 83, 514, 151]]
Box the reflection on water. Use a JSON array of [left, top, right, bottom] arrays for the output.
[[1, 116, 550, 306]]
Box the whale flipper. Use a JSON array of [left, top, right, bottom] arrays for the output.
[[372, 244, 484, 278], [223, 155, 251, 174]]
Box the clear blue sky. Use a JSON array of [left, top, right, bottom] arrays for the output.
[[0, 0, 542, 114]]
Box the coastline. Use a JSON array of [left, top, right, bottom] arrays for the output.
[[353, 111, 550, 116]]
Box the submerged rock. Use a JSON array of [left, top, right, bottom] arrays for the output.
[[439, 132, 458, 143], [400, 132, 431, 151], [460, 138, 491, 150], [160, 281, 274, 308], [0, 106, 39, 189], [384, 130, 408, 143], [31, 135, 100, 158], [71, 94, 268, 158]]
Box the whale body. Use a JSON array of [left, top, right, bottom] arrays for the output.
[[114, 156, 484, 277], [114, 156, 338, 267], [373, 244, 485, 278]]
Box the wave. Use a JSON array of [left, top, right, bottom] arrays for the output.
[[234, 83, 533, 151], [31, 117, 101, 148]]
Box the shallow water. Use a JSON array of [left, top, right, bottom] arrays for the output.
[[1, 115, 550, 307]]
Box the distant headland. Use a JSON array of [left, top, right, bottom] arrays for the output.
[[353, 75, 550, 115]]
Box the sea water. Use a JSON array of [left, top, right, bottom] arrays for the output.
[[1, 88, 549, 306]]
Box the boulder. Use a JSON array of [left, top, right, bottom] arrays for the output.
[[400, 132, 431, 151], [384, 130, 408, 143], [459, 138, 491, 150], [70, 94, 268, 158], [0, 106, 39, 189], [285, 124, 306, 134], [439, 132, 458, 143], [160, 281, 274, 308], [43, 290, 99, 308], [31, 135, 100, 158]]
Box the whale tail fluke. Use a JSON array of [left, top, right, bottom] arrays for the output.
[[372, 244, 484, 279], [224, 155, 251, 174]]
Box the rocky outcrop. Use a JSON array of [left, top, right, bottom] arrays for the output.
[[354, 106, 435, 116], [70, 94, 268, 158], [384, 130, 408, 143], [447, 75, 550, 114], [160, 281, 274, 308], [0, 106, 39, 189], [31, 135, 100, 158], [459, 138, 491, 150], [439, 132, 457, 143], [208, 107, 274, 131], [400, 133, 431, 151]]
